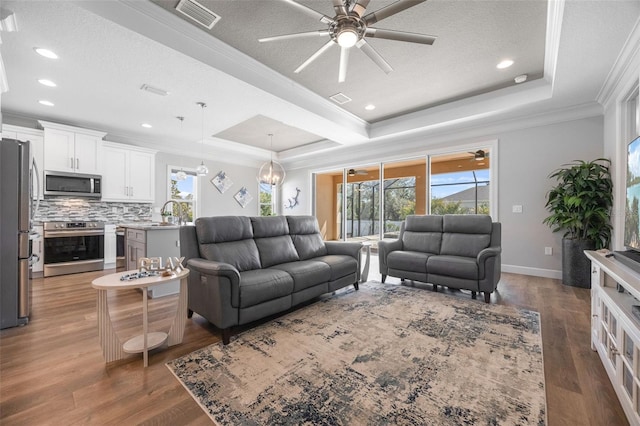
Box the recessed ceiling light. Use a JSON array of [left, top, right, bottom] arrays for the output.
[[34, 48, 58, 59], [365, 104, 376, 111], [38, 100, 54, 106], [514, 74, 528, 84], [496, 59, 514, 69], [38, 79, 57, 87], [141, 123, 152, 128]]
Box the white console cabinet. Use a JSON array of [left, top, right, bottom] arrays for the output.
[[2, 125, 45, 200], [586, 250, 640, 425]]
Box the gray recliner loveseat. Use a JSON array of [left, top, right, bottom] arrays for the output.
[[180, 215, 362, 344], [378, 214, 501, 303]]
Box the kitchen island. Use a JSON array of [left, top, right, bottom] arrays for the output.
[[120, 223, 181, 298]]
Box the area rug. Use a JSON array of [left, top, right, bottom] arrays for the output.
[[167, 282, 546, 425]]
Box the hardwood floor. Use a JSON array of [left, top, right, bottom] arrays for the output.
[[0, 261, 629, 425]]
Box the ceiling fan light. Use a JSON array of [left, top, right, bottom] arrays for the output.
[[337, 29, 358, 48]]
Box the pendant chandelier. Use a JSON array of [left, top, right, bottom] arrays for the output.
[[195, 102, 209, 176], [175, 116, 187, 181], [257, 133, 285, 186]]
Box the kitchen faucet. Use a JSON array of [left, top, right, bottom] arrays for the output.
[[161, 200, 185, 225]]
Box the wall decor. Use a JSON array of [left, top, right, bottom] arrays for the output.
[[234, 187, 253, 208], [211, 171, 233, 193], [285, 187, 301, 209]]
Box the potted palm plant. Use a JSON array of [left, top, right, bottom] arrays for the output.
[[543, 158, 613, 288]]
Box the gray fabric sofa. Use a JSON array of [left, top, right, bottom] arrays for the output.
[[180, 215, 362, 344], [378, 214, 501, 303]]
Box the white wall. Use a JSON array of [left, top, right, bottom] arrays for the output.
[[154, 152, 261, 218], [498, 117, 603, 277]]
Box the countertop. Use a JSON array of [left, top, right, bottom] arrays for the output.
[[118, 222, 181, 230]]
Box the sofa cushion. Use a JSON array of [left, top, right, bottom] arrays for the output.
[[270, 260, 331, 292], [255, 236, 300, 268], [251, 216, 289, 238], [200, 240, 261, 272], [402, 215, 443, 253], [287, 216, 328, 260], [440, 215, 492, 257], [314, 255, 358, 281], [239, 269, 294, 308], [387, 251, 432, 273], [427, 255, 479, 280], [196, 216, 253, 243]]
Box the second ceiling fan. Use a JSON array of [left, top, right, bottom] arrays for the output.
[[259, 0, 437, 83]]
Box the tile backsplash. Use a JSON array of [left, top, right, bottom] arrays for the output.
[[34, 198, 153, 223]]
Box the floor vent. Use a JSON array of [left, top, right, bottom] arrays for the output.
[[176, 0, 221, 30], [329, 92, 352, 105]]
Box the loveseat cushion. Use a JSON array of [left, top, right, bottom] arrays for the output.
[[195, 216, 261, 272], [427, 255, 479, 280], [239, 269, 294, 308], [402, 215, 443, 253], [255, 236, 300, 268], [287, 216, 329, 260], [440, 215, 492, 257], [387, 250, 432, 273], [314, 255, 358, 280], [270, 260, 331, 292], [251, 216, 290, 238]]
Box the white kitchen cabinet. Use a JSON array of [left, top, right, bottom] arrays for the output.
[[104, 224, 116, 269], [39, 121, 106, 175], [2, 125, 45, 200], [101, 142, 156, 202], [31, 225, 44, 277]]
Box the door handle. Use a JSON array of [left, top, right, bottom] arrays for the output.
[[70, 157, 74, 169], [76, 158, 79, 169]]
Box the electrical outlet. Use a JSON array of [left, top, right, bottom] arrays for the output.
[[512, 205, 523, 213], [545, 247, 553, 255]]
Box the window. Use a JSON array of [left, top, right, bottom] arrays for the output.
[[259, 183, 275, 216], [167, 166, 197, 222], [430, 151, 491, 215]]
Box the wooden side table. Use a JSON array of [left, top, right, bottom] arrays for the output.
[[91, 268, 189, 367]]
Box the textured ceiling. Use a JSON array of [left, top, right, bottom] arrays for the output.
[[151, 0, 547, 122], [1, 1, 639, 165]]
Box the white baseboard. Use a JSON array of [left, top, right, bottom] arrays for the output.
[[502, 264, 562, 280]]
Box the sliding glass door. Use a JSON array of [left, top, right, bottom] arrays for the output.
[[313, 145, 494, 243]]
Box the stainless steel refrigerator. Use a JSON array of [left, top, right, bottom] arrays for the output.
[[1, 138, 34, 328]]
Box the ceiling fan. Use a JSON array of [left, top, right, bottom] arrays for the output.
[[259, 0, 437, 83], [468, 150, 489, 161], [348, 168, 368, 176]]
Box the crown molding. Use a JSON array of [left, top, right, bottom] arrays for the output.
[[597, 16, 640, 109]]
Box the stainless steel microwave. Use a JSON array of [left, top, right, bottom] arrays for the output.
[[44, 171, 102, 198]]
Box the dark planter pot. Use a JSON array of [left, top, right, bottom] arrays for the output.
[[562, 238, 596, 288]]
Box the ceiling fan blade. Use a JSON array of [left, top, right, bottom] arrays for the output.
[[363, 0, 427, 26], [281, 0, 335, 24], [259, 30, 330, 43], [339, 46, 350, 83], [351, 0, 371, 17], [332, 0, 348, 16], [356, 39, 393, 74], [366, 28, 436, 45], [294, 40, 335, 74]]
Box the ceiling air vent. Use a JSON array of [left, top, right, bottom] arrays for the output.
[[329, 93, 352, 105], [176, 0, 221, 30]]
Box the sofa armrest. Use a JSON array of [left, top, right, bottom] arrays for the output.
[[325, 241, 362, 260], [378, 239, 403, 274], [187, 258, 241, 286], [477, 247, 501, 278]]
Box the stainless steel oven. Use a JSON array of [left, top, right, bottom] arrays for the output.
[[43, 221, 105, 277]]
